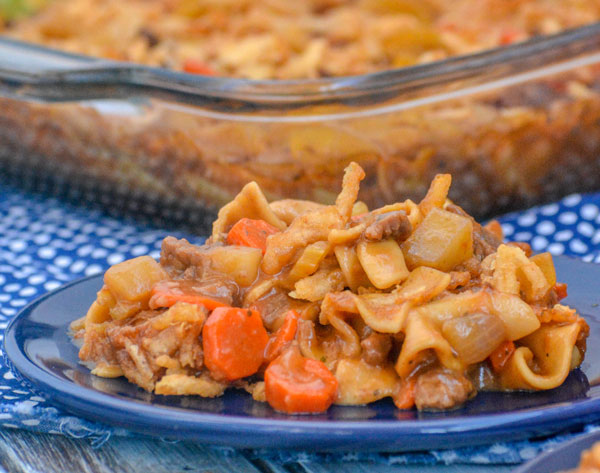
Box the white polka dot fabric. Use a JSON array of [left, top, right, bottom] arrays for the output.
[[0, 185, 197, 445], [500, 194, 600, 262], [0, 184, 600, 465]]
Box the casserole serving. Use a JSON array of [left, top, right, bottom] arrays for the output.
[[72, 163, 588, 413]]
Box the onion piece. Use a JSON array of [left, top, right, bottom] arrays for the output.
[[441, 312, 506, 364]]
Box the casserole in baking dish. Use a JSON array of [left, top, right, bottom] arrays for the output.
[[2, 1, 600, 229]]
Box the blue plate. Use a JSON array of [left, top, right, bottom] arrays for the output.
[[4, 256, 600, 452], [514, 430, 600, 473]]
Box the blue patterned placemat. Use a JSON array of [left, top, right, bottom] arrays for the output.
[[1, 182, 600, 466]]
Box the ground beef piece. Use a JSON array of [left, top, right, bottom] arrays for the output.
[[363, 211, 412, 242], [78, 325, 119, 368], [249, 289, 293, 331], [150, 277, 238, 309], [107, 306, 206, 391], [361, 332, 392, 365], [473, 229, 501, 260], [446, 204, 501, 260], [160, 236, 206, 278], [114, 340, 158, 392], [414, 368, 474, 410], [454, 256, 482, 279], [159, 238, 241, 303]]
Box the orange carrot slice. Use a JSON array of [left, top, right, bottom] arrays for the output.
[[264, 347, 338, 414], [203, 307, 269, 381], [183, 59, 215, 75], [226, 218, 280, 254], [554, 283, 568, 301], [393, 378, 416, 410], [489, 340, 516, 373], [499, 28, 523, 45], [265, 310, 299, 362]]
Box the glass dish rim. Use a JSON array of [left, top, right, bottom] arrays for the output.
[[0, 22, 600, 108]]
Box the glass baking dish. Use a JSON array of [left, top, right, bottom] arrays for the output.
[[2, 23, 600, 231]]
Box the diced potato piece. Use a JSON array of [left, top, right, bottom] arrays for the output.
[[96, 286, 116, 309], [402, 208, 473, 272], [334, 245, 371, 291], [85, 301, 111, 327], [490, 291, 541, 340], [104, 256, 168, 303], [334, 359, 399, 405], [530, 252, 557, 287], [288, 241, 330, 283], [208, 245, 262, 286], [85, 287, 115, 328], [357, 239, 409, 289], [110, 300, 143, 321]]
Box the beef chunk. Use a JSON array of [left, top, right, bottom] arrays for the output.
[[361, 332, 392, 365], [107, 305, 206, 391], [414, 367, 474, 410], [364, 211, 412, 242], [150, 278, 238, 309], [160, 236, 206, 278]]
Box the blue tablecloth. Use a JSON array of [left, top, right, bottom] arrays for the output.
[[1, 183, 600, 466]]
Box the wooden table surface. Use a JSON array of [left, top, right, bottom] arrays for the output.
[[0, 429, 515, 473]]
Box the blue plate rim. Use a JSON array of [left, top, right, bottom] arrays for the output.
[[4, 256, 600, 451]]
